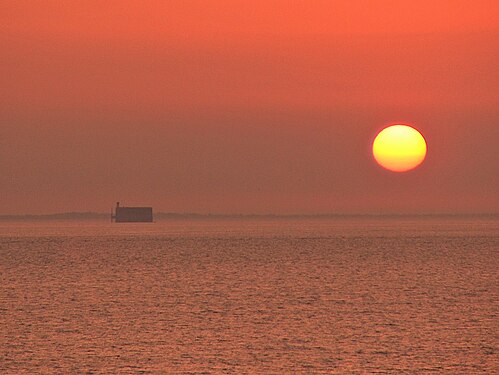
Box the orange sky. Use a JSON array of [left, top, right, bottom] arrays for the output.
[[1, 1, 498, 214]]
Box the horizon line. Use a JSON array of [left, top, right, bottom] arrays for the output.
[[0, 211, 497, 221]]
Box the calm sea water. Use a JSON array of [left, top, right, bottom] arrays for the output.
[[1, 217, 497, 374]]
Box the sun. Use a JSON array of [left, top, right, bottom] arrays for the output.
[[372, 125, 427, 172]]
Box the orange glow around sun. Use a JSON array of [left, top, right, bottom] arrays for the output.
[[372, 125, 427, 172]]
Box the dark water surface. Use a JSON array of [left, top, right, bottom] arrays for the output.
[[1, 218, 497, 374]]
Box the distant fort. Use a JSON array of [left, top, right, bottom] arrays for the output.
[[111, 202, 153, 223]]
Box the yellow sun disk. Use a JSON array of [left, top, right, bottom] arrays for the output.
[[373, 125, 427, 172]]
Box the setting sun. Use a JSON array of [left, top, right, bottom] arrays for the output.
[[372, 125, 427, 172]]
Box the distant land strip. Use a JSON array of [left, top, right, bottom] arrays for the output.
[[0, 212, 497, 221]]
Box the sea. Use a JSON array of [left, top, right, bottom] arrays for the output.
[[1, 216, 497, 374]]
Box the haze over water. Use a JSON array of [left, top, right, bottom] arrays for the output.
[[1, 217, 497, 373]]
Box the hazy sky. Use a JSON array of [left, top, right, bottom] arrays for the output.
[[1, 0, 498, 214]]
